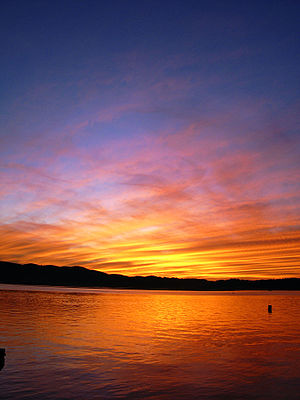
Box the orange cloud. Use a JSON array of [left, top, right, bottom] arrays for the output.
[[1, 67, 299, 279]]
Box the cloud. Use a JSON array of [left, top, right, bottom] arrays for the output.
[[1, 47, 300, 279]]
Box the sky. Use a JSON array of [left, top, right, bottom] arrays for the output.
[[0, 0, 300, 279]]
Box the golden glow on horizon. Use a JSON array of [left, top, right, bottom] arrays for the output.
[[1, 213, 299, 279]]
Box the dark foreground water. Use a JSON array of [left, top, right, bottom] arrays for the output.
[[0, 285, 300, 400]]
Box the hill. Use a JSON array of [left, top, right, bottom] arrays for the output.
[[0, 261, 299, 290]]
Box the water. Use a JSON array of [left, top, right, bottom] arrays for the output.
[[0, 285, 300, 399]]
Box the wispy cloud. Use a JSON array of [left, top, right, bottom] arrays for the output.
[[1, 37, 299, 279]]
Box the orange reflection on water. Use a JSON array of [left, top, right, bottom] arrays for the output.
[[1, 287, 300, 399]]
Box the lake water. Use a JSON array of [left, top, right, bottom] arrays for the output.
[[0, 285, 300, 399]]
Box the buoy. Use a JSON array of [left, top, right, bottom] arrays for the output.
[[268, 304, 272, 313]]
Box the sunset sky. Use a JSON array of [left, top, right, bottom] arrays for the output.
[[1, 0, 299, 279]]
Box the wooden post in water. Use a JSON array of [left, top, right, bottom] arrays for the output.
[[0, 348, 5, 371], [268, 304, 272, 313]]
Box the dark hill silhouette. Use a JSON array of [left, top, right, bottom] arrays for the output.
[[0, 261, 299, 290]]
